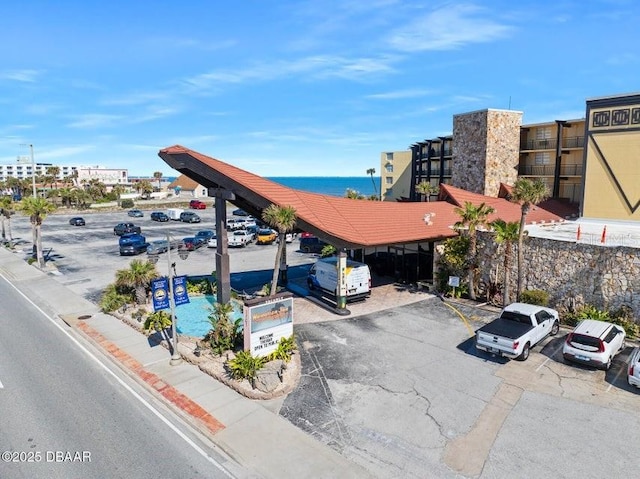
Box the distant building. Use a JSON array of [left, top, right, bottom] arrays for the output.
[[77, 166, 128, 186], [167, 175, 209, 198], [0, 159, 78, 182]]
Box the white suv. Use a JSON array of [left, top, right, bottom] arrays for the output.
[[628, 347, 640, 387], [562, 320, 626, 370]]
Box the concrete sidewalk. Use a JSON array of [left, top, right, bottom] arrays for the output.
[[0, 248, 372, 479]]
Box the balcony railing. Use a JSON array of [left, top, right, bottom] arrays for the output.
[[520, 138, 557, 150], [518, 164, 583, 176], [518, 165, 555, 176], [520, 136, 585, 151], [562, 136, 585, 149]]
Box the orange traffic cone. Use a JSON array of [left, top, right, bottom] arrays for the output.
[[576, 225, 581, 241], [601, 226, 607, 244]]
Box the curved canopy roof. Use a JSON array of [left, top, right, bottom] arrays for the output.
[[159, 145, 567, 249]]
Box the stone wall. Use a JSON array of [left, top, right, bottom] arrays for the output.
[[452, 109, 522, 197], [475, 231, 640, 315]]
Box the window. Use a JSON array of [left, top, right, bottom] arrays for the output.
[[385, 176, 393, 185], [536, 127, 552, 140], [386, 152, 393, 161], [386, 164, 393, 173], [535, 152, 550, 165]]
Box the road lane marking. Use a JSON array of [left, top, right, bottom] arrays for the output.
[[0, 273, 233, 478], [0, 378, 4, 388]]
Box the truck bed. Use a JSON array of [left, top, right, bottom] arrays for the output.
[[478, 318, 533, 340]]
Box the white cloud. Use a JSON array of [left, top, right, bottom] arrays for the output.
[[366, 88, 437, 100], [182, 54, 399, 91], [37, 145, 96, 161], [0, 69, 42, 82], [67, 114, 125, 129], [387, 4, 513, 52]]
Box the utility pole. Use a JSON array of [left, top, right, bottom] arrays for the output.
[[29, 144, 36, 197]]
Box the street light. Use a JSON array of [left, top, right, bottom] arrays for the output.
[[148, 233, 189, 365], [19, 143, 37, 197]]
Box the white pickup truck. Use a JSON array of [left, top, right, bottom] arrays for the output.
[[475, 302, 560, 361], [228, 229, 252, 248]]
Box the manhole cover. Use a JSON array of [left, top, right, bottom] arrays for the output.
[[77, 315, 92, 320]]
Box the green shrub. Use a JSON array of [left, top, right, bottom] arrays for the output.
[[120, 198, 134, 209], [519, 289, 549, 306], [611, 305, 640, 339], [143, 310, 172, 333], [320, 245, 336, 257], [204, 302, 243, 355], [186, 278, 212, 295], [227, 350, 266, 382], [99, 284, 131, 312], [561, 304, 609, 327], [267, 335, 297, 363]]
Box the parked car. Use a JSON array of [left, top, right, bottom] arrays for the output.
[[195, 230, 216, 242], [150, 211, 169, 222], [256, 228, 277, 245], [207, 234, 218, 249], [475, 303, 560, 361], [563, 319, 626, 370], [180, 211, 201, 223], [128, 209, 144, 217], [299, 236, 328, 253], [69, 217, 85, 226], [227, 218, 249, 231], [182, 236, 205, 251], [246, 224, 259, 241], [114, 222, 141, 236], [228, 230, 252, 247], [119, 233, 148, 256], [189, 199, 207, 209], [147, 239, 170, 255], [232, 208, 248, 216], [627, 346, 640, 387]]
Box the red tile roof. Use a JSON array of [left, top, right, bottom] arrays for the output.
[[158, 145, 567, 248]]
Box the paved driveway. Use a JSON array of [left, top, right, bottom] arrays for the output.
[[282, 298, 640, 478]]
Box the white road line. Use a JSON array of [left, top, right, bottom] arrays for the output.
[[0, 377, 4, 388], [0, 273, 233, 478], [535, 356, 552, 372]]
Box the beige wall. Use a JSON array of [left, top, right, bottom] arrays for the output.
[[380, 150, 412, 201], [582, 97, 640, 220]]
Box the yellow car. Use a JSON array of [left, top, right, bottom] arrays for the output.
[[256, 228, 277, 245]]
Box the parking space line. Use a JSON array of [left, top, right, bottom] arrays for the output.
[[535, 356, 552, 372], [0, 377, 4, 388]]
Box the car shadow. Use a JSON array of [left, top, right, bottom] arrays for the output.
[[605, 346, 637, 392], [456, 336, 509, 364]]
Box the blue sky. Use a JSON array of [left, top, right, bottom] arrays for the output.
[[0, 1, 638, 177]]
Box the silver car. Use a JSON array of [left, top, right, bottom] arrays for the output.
[[147, 239, 170, 255]]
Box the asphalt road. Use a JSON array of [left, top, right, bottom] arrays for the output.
[[0, 278, 237, 479]]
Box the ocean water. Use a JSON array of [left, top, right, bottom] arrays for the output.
[[166, 175, 380, 198], [267, 176, 379, 198]]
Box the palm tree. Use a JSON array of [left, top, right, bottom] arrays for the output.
[[0, 196, 14, 245], [509, 179, 549, 300], [46, 166, 60, 190], [454, 201, 495, 300], [366, 168, 378, 200], [153, 171, 163, 191], [415, 181, 439, 202], [115, 259, 158, 305], [16, 197, 57, 268], [345, 188, 364, 199], [261, 204, 297, 296], [138, 180, 154, 199], [111, 184, 124, 207], [491, 219, 520, 306]]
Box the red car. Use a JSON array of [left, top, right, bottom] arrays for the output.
[[189, 200, 207, 209]]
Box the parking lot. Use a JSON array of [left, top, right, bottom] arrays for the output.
[[7, 205, 318, 302], [283, 300, 640, 478], [7, 205, 640, 477]]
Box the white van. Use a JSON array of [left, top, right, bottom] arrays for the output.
[[166, 208, 184, 221], [307, 257, 371, 302]]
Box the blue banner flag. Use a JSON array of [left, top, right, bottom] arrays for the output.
[[151, 277, 169, 311], [172, 275, 190, 306]]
